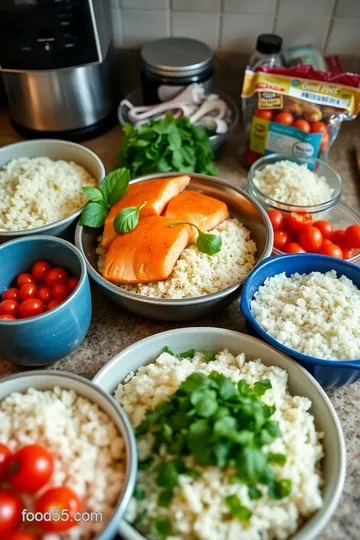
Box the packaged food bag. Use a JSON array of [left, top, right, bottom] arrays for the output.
[[241, 65, 360, 166]]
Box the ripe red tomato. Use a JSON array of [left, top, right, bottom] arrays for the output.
[[37, 286, 52, 305], [340, 245, 355, 260], [19, 283, 38, 302], [17, 273, 35, 288], [35, 486, 82, 532], [0, 443, 12, 481], [31, 260, 51, 282], [318, 242, 343, 258], [273, 230, 291, 250], [47, 299, 62, 311], [0, 314, 16, 320], [7, 533, 37, 540], [0, 490, 23, 537], [332, 229, 346, 244], [254, 108, 273, 120], [299, 226, 323, 252], [267, 210, 285, 231], [344, 225, 360, 248], [244, 147, 262, 166], [313, 220, 334, 239], [287, 212, 313, 231], [273, 112, 294, 125], [45, 267, 68, 288], [2, 288, 20, 303], [284, 242, 306, 254], [319, 131, 329, 151], [310, 121, 327, 133], [0, 300, 19, 317], [18, 299, 44, 319], [68, 277, 79, 292], [293, 119, 311, 133], [321, 239, 333, 246], [52, 283, 70, 302], [8, 444, 55, 494]]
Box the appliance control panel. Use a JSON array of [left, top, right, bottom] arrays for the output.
[[0, 0, 101, 70]]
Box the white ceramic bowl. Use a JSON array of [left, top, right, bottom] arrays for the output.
[[93, 327, 346, 540], [0, 370, 137, 540], [0, 139, 105, 243]]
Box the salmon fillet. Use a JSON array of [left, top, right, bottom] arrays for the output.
[[102, 216, 191, 284], [102, 175, 190, 250], [164, 190, 229, 241]]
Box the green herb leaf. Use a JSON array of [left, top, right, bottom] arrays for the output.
[[254, 379, 272, 396], [80, 201, 108, 228], [138, 457, 154, 470], [169, 222, 222, 256], [268, 479, 292, 499], [237, 446, 268, 485], [152, 517, 172, 538], [158, 488, 174, 507], [248, 485, 262, 500], [164, 346, 175, 356], [180, 373, 209, 394], [99, 168, 130, 205], [134, 509, 147, 527], [133, 486, 145, 500], [82, 186, 104, 204], [268, 453, 286, 466], [180, 349, 195, 359], [157, 461, 179, 488], [113, 201, 147, 234], [202, 350, 216, 362], [190, 388, 218, 418], [224, 494, 252, 522]]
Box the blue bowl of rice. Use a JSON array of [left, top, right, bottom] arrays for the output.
[[240, 254, 360, 388]]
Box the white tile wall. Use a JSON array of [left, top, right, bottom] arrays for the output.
[[111, 0, 360, 56]]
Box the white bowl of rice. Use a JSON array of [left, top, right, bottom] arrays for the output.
[[93, 327, 346, 540], [0, 139, 105, 243]]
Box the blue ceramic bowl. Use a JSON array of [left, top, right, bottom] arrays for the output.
[[0, 236, 91, 366], [240, 254, 360, 388]]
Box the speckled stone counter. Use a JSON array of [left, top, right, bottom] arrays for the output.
[[0, 101, 359, 539]]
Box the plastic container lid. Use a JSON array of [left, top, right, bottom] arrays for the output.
[[141, 37, 213, 78], [256, 34, 282, 55]]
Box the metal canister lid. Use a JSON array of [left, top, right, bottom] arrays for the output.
[[141, 37, 213, 78]]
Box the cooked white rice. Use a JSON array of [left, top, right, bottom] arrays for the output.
[[253, 160, 333, 206], [0, 157, 97, 231], [96, 218, 257, 299], [250, 270, 360, 360], [115, 349, 324, 540], [0, 386, 126, 539]]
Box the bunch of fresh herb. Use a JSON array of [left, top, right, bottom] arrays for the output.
[[118, 114, 218, 178]]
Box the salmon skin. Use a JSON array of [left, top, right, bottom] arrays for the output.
[[164, 190, 229, 241], [102, 216, 191, 284], [102, 175, 190, 250]]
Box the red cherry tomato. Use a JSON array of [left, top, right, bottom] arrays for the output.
[[254, 108, 273, 120], [321, 239, 333, 246], [340, 245, 355, 260], [19, 283, 38, 302], [310, 121, 327, 133], [37, 282, 46, 290], [18, 299, 44, 319], [35, 486, 82, 532], [0, 443, 12, 481], [273, 230, 291, 250], [344, 225, 360, 248], [47, 299, 62, 311], [7, 533, 37, 540], [284, 242, 306, 254], [2, 288, 20, 303], [31, 260, 51, 282], [319, 131, 329, 151], [318, 242, 343, 258], [0, 300, 19, 317], [0, 490, 23, 537], [299, 226, 323, 252], [17, 273, 35, 288], [52, 282, 70, 302], [332, 229, 346, 244], [45, 267, 68, 288], [273, 112, 294, 125], [293, 119, 311, 133], [287, 212, 313, 231], [313, 220, 334, 239], [8, 444, 55, 494], [68, 277, 79, 292], [244, 147, 262, 166], [267, 210, 285, 231], [0, 314, 16, 320], [36, 286, 52, 305]]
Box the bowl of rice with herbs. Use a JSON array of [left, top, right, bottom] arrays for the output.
[[93, 327, 346, 540]]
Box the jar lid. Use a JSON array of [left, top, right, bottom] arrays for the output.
[[256, 34, 282, 55], [141, 37, 213, 78]]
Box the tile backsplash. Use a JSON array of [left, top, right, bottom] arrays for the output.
[[111, 0, 360, 56]]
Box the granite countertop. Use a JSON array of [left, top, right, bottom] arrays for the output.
[[0, 104, 359, 539]]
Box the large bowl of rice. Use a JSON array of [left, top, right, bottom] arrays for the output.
[[75, 173, 273, 321], [92, 327, 346, 540]]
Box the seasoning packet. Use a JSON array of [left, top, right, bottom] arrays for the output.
[[241, 65, 360, 166]]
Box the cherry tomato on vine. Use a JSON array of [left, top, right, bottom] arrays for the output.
[[8, 444, 55, 494], [273, 230, 290, 250], [19, 283, 38, 302], [2, 288, 20, 303], [313, 220, 334, 239], [31, 260, 51, 282], [0, 490, 23, 537], [293, 119, 311, 133], [35, 486, 82, 532], [17, 273, 35, 288], [0, 443, 12, 481], [267, 210, 285, 231], [0, 300, 19, 317], [18, 299, 44, 319], [284, 242, 306, 254], [273, 112, 294, 125], [254, 108, 273, 120], [287, 212, 312, 231], [299, 226, 323, 252], [344, 225, 360, 248]]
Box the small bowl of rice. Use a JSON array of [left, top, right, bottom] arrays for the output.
[[0, 139, 105, 243], [240, 253, 360, 388]]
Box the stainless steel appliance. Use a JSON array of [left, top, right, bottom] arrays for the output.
[[0, 0, 116, 139]]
